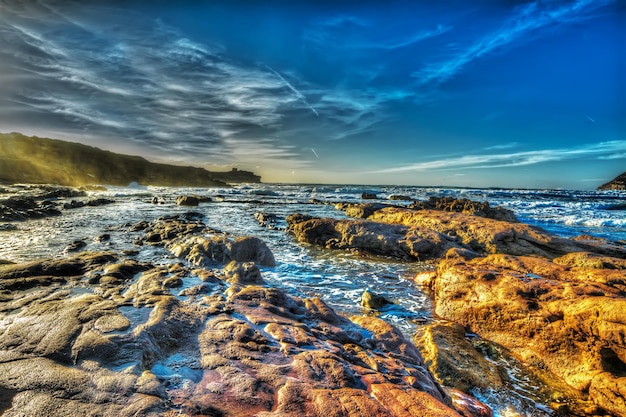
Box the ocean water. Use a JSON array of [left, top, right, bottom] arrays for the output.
[[1, 183, 625, 416]]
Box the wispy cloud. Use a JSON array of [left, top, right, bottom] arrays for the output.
[[304, 15, 449, 52], [484, 142, 519, 151], [265, 65, 319, 117], [0, 1, 333, 168], [371, 141, 626, 173], [412, 0, 615, 85]]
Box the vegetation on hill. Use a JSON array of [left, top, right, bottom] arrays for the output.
[[0, 133, 260, 186]]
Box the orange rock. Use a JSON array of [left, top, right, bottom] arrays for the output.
[[369, 383, 461, 417], [432, 249, 626, 416]]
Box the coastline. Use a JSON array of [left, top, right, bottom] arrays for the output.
[[4, 184, 619, 415]]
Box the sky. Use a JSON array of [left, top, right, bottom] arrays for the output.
[[0, 0, 624, 189]]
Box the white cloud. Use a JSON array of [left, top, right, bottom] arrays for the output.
[[371, 141, 626, 173]]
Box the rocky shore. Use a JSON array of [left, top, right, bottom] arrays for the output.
[[0, 210, 470, 416], [287, 202, 626, 416], [1, 187, 625, 416]]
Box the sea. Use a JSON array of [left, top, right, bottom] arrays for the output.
[[1, 183, 625, 417]]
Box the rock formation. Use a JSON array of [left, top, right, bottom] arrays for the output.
[[0, 212, 467, 416], [598, 172, 626, 191], [408, 196, 518, 223], [287, 207, 626, 261], [286, 213, 459, 261], [428, 249, 626, 416], [285, 201, 626, 416], [0, 132, 260, 187]]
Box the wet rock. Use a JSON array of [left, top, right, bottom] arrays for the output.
[[409, 196, 518, 222], [0, 196, 62, 221], [389, 194, 413, 201], [368, 207, 626, 259], [254, 211, 280, 229], [176, 195, 199, 206], [0, 223, 17, 231], [344, 203, 390, 219], [94, 233, 111, 242], [415, 322, 502, 393], [228, 236, 276, 266], [63, 198, 114, 210], [362, 192, 378, 200], [0, 246, 464, 417], [360, 290, 389, 309], [0, 252, 117, 280], [444, 388, 493, 417], [223, 261, 263, 285], [178, 283, 213, 297], [286, 214, 459, 260], [141, 215, 208, 244], [143, 215, 276, 267], [432, 249, 626, 416], [64, 240, 87, 253]]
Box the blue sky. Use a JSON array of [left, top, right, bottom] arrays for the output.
[[0, 0, 624, 189]]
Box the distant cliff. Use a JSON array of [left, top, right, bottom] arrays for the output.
[[0, 133, 260, 186], [598, 172, 626, 191]]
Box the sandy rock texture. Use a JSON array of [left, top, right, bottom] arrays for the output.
[[430, 249, 626, 416]]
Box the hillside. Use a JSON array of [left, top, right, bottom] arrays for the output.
[[0, 133, 260, 186], [598, 172, 626, 191]]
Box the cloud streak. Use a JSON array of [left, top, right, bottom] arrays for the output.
[[412, 0, 615, 85], [371, 141, 626, 173], [265, 65, 319, 117]]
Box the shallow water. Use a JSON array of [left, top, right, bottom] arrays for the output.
[[1, 182, 625, 416]]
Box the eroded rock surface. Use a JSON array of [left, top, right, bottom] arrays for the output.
[[286, 214, 459, 260], [368, 207, 626, 259], [408, 197, 517, 223], [0, 217, 464, 416], [137, 214, 276, 267], [430, 249, 626, 416]]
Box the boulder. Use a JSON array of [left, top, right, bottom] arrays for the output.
[[362, 192, 378, 200], [254, 211, 280, 229], [176, 195, 200, 206], [137, 215, 276, 267], [415, 322, 502, 393], [360, 290, 389, 310]]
